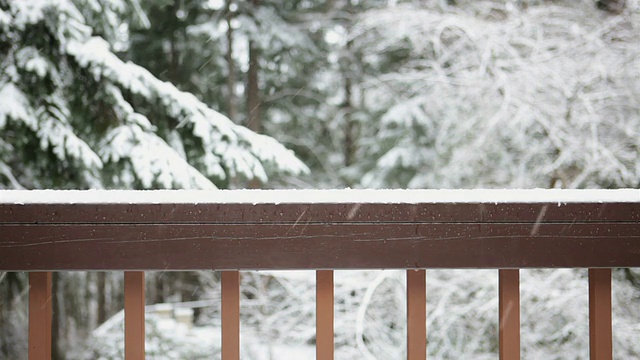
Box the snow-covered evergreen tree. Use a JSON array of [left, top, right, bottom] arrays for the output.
[[134, 0, 334, 187], [0, 0, 307, 190]]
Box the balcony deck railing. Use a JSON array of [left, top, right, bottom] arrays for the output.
[[1, 189, 639, 360]]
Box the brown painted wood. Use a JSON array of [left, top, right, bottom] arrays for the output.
[[316, 270, 334, 360], [2, 202, 638, 224], [2, 200, 639, 271], [222, 271, 240, 360], [589, 268, 612, 360], [1, 222, 639, 270], [29, 272, 52, 360], [407, 269, 426, 360], [499, 269, 520, 360], [124, 271, 145, 360]]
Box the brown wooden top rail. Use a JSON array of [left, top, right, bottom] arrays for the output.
[[1, 189, 639, 271]]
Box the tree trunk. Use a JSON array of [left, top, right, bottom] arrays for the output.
[[154, 272, 165, 304], [596, 0, 626, 13], [343, 68, 354, 168], [246, 0, 261, 134], [226, 1, 238, 122], [246, 0, 263, 188], [246, 45, 261, 133], [342, 3, 356, 172], [97, 272, 106, 325], [168, 1, 181, 85], [52, 273, 65, 360]]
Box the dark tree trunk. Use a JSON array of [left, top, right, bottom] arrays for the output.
[[97, 272, 106, 324], [154, 272, 166, 304], [246, 45, 261, 133], [52, 273, 65, 360], [597, 0, 626, 13], [113, 275, 125, 315], [226, 1, 238, 122], [246, 0, 261, 134], [246, 0, 263, 189], [168, 0, 181, 85], [343, 67, 354, 168], [342, 3, 356, 172]]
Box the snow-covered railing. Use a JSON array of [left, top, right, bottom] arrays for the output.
[[1, 189, 639, 360]]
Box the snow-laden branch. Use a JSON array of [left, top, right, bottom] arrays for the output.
[[355, 2, 640, 189], [66, 36, 308, 183], [2, 0, 308, 189]]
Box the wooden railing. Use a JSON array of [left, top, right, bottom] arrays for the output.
[[1, 189, 639, 360]]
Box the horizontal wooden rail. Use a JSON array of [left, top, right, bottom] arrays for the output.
[[1, 190, 639, 270]]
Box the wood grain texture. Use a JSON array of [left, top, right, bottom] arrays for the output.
[[29, 272, 52, 360], [2, 203, 639, 224], [316, 270, 334, 360], [222, 271, 240, 360], [499, 269, 520, 360], [407, 269, 426, 360], [589, 268, 612, 360], [124, 272, 145, 360], [2, 202, 639, 270]]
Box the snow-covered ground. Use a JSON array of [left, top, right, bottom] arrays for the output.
[[80, 306, 315, 360]]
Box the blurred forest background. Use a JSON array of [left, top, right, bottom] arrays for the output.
[[1, 0, 639, 358]]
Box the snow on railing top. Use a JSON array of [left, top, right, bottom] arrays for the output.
[[0, 189, 638, 204]]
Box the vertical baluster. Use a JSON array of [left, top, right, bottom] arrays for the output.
[[499, 269, 520, 360], [124, 271, 145, 360], [407, 269, 426, 360], [29, 272, 52, 360], [589, 268, 612, 360], [222, 271, 240, 360], [316, 270, 334, 360]]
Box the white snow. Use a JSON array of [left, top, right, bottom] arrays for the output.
[[0, 83, 34, 129], [36, 96, 103, 169], [0, 189, 638, 204], [0, 8, 9, 29], [100, 123, 217, 189], [354, 3, 640, 190], [0, 85, 100, 171], [16, 46, 49, 78], [65, 36, 309, 180]]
